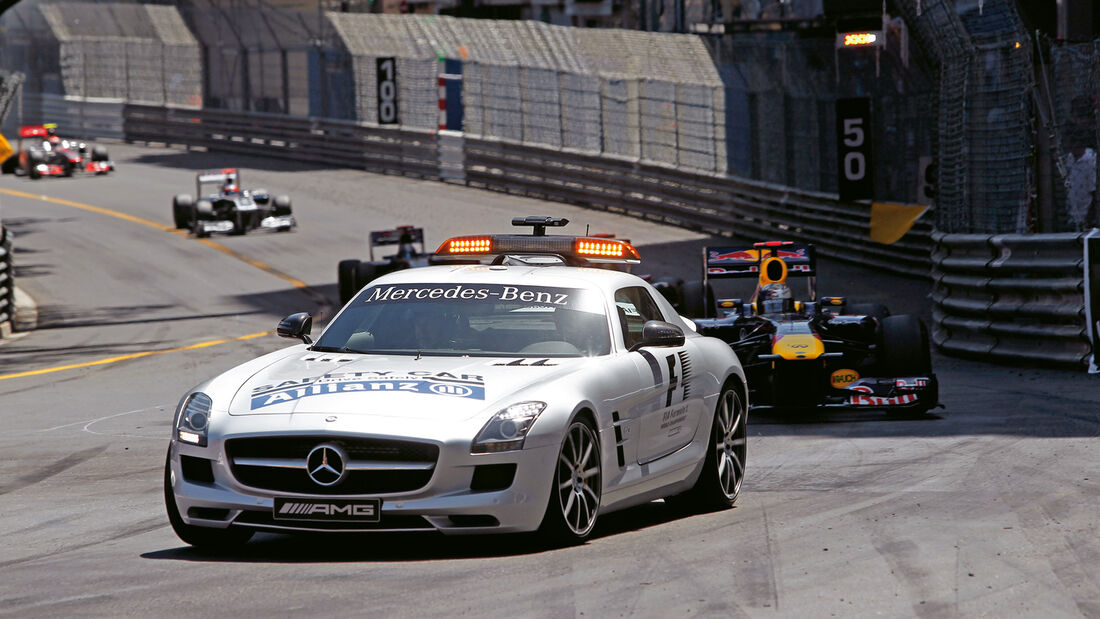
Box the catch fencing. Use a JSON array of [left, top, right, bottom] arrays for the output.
[[931, 232, 1092, 367], [326, 14, 727, 174], [1042, 38, 1100, 234], [0, 0, 202, 123]]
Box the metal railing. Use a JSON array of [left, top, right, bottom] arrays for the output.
[[122, 103, 932, 279], [931, 231, 1092, 367]]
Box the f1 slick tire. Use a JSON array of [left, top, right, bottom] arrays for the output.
[[678, 280, 716, 318], [172, 194, 195, 229], [1, 154, 17, 174], [355, 262, 380, 291], [164, 447, 253, 549], [273, 195, 292, 216], [848, 303, 890, 325], [338, 259, 361, 305], [91, 145, 109, 162], [879, 314, 931, 376]]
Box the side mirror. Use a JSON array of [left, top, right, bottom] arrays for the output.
[[629, 320, 685, 352], [277, 312, 313, 344]]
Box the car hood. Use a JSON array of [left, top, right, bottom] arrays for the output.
[[229, 352, 588, 420]]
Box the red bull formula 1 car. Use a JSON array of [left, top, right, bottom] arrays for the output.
[[0, 124, 113, 179], [686, 241, 939, 414]]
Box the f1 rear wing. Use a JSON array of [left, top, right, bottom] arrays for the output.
[[704, 242, 816, 279], [18, 125, 52, 138], [369, 225, 425, 260], [197, 168, 239, 185]]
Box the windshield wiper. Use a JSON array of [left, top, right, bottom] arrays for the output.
[[308, 345, 365, 354]]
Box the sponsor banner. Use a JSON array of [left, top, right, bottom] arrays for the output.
[[358, 283, 594, 310], [250, 371, 485, 409]]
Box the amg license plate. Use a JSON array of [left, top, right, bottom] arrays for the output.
[[273, 498, 381, 522]]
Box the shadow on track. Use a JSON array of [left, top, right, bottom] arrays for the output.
[[126, 148, 330, 174], [141, 500, 717, 563]]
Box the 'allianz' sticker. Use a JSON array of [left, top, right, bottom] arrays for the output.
[[250, 371, 485, 409]]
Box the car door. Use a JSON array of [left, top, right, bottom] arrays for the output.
[[614, 286, 706, 465]]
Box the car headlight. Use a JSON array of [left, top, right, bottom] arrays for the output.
[[176, 392, 212, 447], [471, 401, 546, 454]]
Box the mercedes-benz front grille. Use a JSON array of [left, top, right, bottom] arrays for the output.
[[225, 435, 439, 495]]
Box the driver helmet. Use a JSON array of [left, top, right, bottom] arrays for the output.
[[760, 282, 793, 314]]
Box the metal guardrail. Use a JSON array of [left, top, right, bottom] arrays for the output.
[[23, 94, 126, 140], [122, 104, 932, 279], [931, 231, 1092, 367], [0, 222, 14, 336], [123, 105, 440, 179]]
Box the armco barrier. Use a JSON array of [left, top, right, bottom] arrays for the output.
[[122, 104, 932, 279], [0, 222, 13, 336], [931, 232, 1092, 367], [22, 93, 125, 140]]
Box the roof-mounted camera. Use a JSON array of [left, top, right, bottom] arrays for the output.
[[511, 216, 569, 236]]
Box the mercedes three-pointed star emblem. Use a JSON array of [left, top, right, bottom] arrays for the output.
[[305, 443, 347, 487]]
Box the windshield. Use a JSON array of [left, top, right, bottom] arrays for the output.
[[315, 282, 611, 357]]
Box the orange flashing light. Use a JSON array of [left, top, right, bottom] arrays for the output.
[[843, 32, 878, 46], [576, 238, 641, 261], [440, 236, 492, 254]]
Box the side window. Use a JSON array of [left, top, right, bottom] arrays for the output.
[[614, 286, 665, 349]]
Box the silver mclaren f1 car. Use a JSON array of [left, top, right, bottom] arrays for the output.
[[165, 217, 747, 547]]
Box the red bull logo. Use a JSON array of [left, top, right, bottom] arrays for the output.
[[773, 249, 807, 260], [709, 249, 759, 263]]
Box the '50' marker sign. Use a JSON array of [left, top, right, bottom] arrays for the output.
[[836, 97, 873, 201]]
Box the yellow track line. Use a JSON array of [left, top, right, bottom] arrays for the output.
[[0, 331, 271, 381], [0, 187, 309, 291], [0, 186, 330, 381]]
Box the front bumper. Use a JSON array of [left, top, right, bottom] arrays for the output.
[[168, 429, 557, 536]]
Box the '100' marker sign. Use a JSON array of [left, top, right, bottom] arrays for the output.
[[836, 97, 873, 202], [377, 57, 398, 125]]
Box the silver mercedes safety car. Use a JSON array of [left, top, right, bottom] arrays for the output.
[[165, 217, 747, 547]]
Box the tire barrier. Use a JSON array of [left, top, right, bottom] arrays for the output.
[[931, 231, 1093, 367], [122, 104, 932, 279], [0, 222, 14, 337]]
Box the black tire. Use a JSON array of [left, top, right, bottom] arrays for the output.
[[356, 262, 380, 290], [538, 415, 602, 545], [848, 303, 890, 324], [172, 194, 194, 229], [91, 145, 108, 162], [26, 153, 41, 179], [195, 199, 214, 220], [338, 259, 361, 305], [879, 314, 931, 376], [678, 280, 715, 318], [671, 381, 747, 511], [652, 280, 682, 309], [1, 154, 17, 174], [273, 195, 292, 216], [192, 217, 207, 238], [164, 447, 253, 549]]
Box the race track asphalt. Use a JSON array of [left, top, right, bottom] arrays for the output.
[[0, 142, 1097, 617]]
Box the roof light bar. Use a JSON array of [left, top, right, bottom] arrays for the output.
[[436, 234, 640, 263]]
